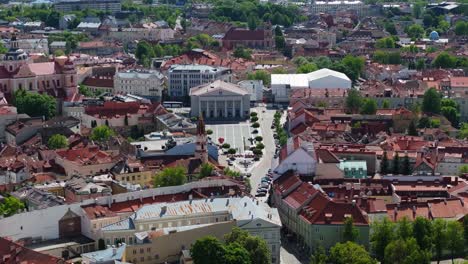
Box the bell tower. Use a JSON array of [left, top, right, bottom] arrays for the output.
[[195, 115, 208, 163], [62, 57, 77, 97]]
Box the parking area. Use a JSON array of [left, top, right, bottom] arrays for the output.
[[207, 123, 256, 154]]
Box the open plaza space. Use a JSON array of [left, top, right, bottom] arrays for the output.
[[207, 122, 257, 154]]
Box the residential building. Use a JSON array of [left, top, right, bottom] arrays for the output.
[[238, 79, 264, 102], [222, 24, 273, 50], [12, 187, 65, 210], [55, 146, 118, 177], [114, 70, 165, 100], [190, 80, 251, 119], [82, 75, 114, 94], [5, 117, 43, 145], [76, 41, 123, 56], [50, 41, 67, 53], [81, 243, 127, 264], [272, 173, 370, 253], [4, 38, 49, 54], [310, 1, 366, 17], [271, 68, 351, 103], [275, 136, 317, 177], [0, 237, 67, 263], [55, 0, 122, 13], [0, 103, 29, 142], [59, 14, 77, 30], [106, 24, 175, 43], [64, 176, 112, 202], [168, 64, 232, 98], [100, 197, 281, 264], [111, 159, 153, 187], [339, 160, 367, 178]]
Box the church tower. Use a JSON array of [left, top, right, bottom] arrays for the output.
[[62, 57, 77, 97], [3, 34, 28, 73], [195, 115, 208, 163]]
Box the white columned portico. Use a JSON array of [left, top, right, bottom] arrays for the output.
[[240, 100, 244, 118], [232, 100, 235, 118], [224, 100, 228, 118], [214, 99, 217, 118]]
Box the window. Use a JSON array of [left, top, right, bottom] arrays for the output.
[[140, 257, 144, 262], [154, 254, 159, 259], [140, 248, 144, 254], [133, 249, 137, 254], [147, 248, 151, 252]]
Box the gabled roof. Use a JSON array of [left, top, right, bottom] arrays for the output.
[[0, 237, 66, 264]]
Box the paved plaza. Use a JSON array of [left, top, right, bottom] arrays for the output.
[[207, 123, 256, 153]]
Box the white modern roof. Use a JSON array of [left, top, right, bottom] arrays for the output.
[[190, 80, 249, 96], [271, 68, 350, 88]]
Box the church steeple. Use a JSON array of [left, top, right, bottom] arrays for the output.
[[195, 115, 208, 163]]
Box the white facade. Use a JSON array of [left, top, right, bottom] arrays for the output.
[[274, 139, 317, 177], [114, 70, 164, 99], [4, 38, 49, 54], [107, 27, 175, 43], [271, 68, 351, 102], [168, 64, 232, 97], [190, 80, 251, 119], [310, 1, 364, 16], [238, 79, 264, 102]]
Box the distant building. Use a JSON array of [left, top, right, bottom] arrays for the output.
[[59, 14, 77, 30], [55, 146, 117, 177], [114, 70, 165, 100], [3, 38, 48, 54], [106, 24, 175, 43], [168, 64, 232, 98], [81, 243, 127, 264], [100, 197, 281, 264], [55, 0, 122, 13], [0, 237, 67, 263], [339, 160, 367, 178], [238, 79, 264, 102], [222, 24, 273, 50], [190, 80, 251, 119], [310, 1, 365, 16], [271, 68, 351, 103]]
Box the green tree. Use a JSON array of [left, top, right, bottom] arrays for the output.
[[463, 217, 468, 248], [360, 98, 378, 115], [247, 15, 257, 30], [445, 221, 465, 264], [459, 164, 468, 176], [0, 196, 25, 217], [406, 24, 425, 39], [385, 22, 397, 35], [345, 89, 362, 114], [392, 152, 400, 174], [227, 148, 236, 155], [247, 70, 271, 86], [433, 52, 457, 69], [422, 88, 441, 114], [454, 21, 468, 36], [375, 37, 396, 48], [440, 99, 460, 127], [135, 41, 155, 67], [90, 125, 114, 141], [252, 122, 260, 128], [198, 163, 214, 179], [397, 217, 413, 240], [408, 120, 418, 136], [343, 216, 359, 242], [297, 62, 318, 73], [310, 246, 327, 264], [329, 241, 377, 264], [401, 154, 411, 175], [225, 227, 271, 264], [459, 123, 468, 139], [412, 217, 433, 252], [13, 89, 56, 119], [0, 42, 8, 54], [224, 242, 250, 264], [191, 236, 226, 264], [413, 2, 423, 18], [53, 49, 65, 57], [384, 238, 431, 264], [233, 47, 252, 59], [381, 151, 389, 175], [153, 166, 187, 187], [342, 55, 365, 80], [382, 99, 390, 109], [222, 143, 231, 149], [432, 219, 447, 264], [371, 218, 395, 262], [416, 59, 426, 70], [47, 134, 68, 149], [255, 136, 263, 142]]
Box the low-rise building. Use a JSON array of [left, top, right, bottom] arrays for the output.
[[64, 176, 112, 202], [275, 136, 317, 177], [111, 159, 153, 187], [114, 70, 165, 100], [238, 79, 264, 102], [55, 0, 122, 13], [271, 68, 352, 103], [107, 24, 175, 43], [100, 196, 281, 264], [222, 25, 273, 50], [168, 64, 232, 99], [190, 80, 250, 119], [55, 146, 118, 177]]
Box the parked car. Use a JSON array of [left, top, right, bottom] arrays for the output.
[[227, 161, 233, 166], [259, 182, 269, 188], [255, 192, 267, 197], [229, 156, 236, 161], [262, 177, 271, 182]]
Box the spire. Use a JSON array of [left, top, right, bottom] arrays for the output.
[[197, 115, 205, 135]]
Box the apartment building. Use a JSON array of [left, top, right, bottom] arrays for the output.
[[114, 70, 165, 100], [100, 197, 281, 264], [167, 64, 232, 99], [55, 0, 122, 13]]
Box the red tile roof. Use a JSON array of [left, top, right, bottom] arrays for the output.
[[283, 182, 319, 209], [0, 237, 66, 264], [273, 171, 301, 197], [82, 204, 118, 219], [56, 146, 113, 165]]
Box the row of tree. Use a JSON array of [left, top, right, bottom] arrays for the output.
[[380, 151, 412, 175]]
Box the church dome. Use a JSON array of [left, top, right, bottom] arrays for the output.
[[429, 31, 440, 41]]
